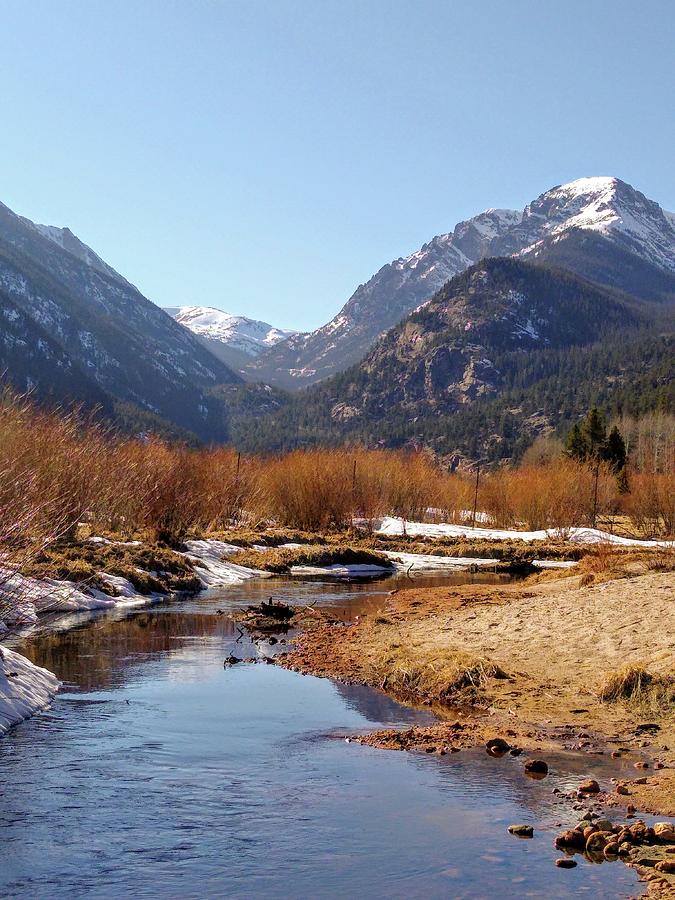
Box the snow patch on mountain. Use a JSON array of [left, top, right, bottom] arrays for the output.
[[170, 307, 297, 357]]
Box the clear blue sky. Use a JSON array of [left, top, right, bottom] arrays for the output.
[[1, 0, 673, 331]]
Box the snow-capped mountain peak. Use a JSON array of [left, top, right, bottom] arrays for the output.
[[515, 176, 675, 271], [168, 306, 297, 357]]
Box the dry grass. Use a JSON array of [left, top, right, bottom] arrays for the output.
[[0, 385, 673, 624], [597, 664, 675, 710], [370, 640, 508, 701], [28, 542, 201, 596]]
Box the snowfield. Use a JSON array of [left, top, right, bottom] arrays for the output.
[[374, 516, 675, 547], [169, 307, 296, 356]]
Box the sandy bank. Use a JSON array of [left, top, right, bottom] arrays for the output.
[[280, 570, 675, 810]]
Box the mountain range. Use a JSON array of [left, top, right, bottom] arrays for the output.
[[0, 175, 672, 457], [239, 255, 672, 459], [244, 177, 675, 389]]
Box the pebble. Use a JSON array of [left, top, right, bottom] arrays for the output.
[[555, 858, 577, 868], [579, 779, 600, 794], [555, 830, 586, 851], [524, 759, 549, 775], [486, 738, 511, 755], [508, 824, 534, 838], [655, 861, 675, 874], [654, 822, 675, 842]]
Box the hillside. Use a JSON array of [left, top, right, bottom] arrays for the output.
[[233, 259, 674, 459], [0, 201, 243, 441]]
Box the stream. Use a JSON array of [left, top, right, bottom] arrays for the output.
[[0, 573, 645, 898]]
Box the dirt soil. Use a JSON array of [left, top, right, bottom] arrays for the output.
[[279, 570, 675, 894]]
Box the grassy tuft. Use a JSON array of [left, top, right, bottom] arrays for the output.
[[372, 642, 507, 701], [597, 664, 675, 709]]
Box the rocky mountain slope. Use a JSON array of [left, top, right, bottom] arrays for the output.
[[166, 306, 297, 371], [234, 258, 673, 459], [247, 177, 675, 389], [0, 201, 242, 441]]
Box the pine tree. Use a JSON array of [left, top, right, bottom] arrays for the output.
[[564, 422, 587, 461], [604, 425, 627, 473], [580, 407, 607, 459]]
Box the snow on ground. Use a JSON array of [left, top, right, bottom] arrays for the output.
[[374, 517, 674, 547], [383, 551, 576, 572], [181, 539, 271, 588], [0, 645, 60, 736]]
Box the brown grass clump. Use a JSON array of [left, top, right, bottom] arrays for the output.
[[370, 640, 507, 702], [597, 665, 675, 709]]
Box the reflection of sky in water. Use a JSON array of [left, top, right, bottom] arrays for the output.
[[0, 580, 643, 899]]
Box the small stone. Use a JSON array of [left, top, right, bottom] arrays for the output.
[[611, 751, 622, 758], [586, 832, 608, 851], [579, 778, 600, 794], [629, 823, 648, 843], [595, 819, 614, 832], [524, 759, 549, 776], [618, 842, 632, 856], [634, 761, 649, 769], [224, 655, 241, 666], [486, 738, 511, 755], [633, 777, 648, 784], [604, 842, 620, 858], [508, 824, 534, 838], [555, 858, 577, 868], [555, 830, 586, 851], [616, 784, 630, 795]]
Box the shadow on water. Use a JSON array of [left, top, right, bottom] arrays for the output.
[[1, 573, 646, 899]]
